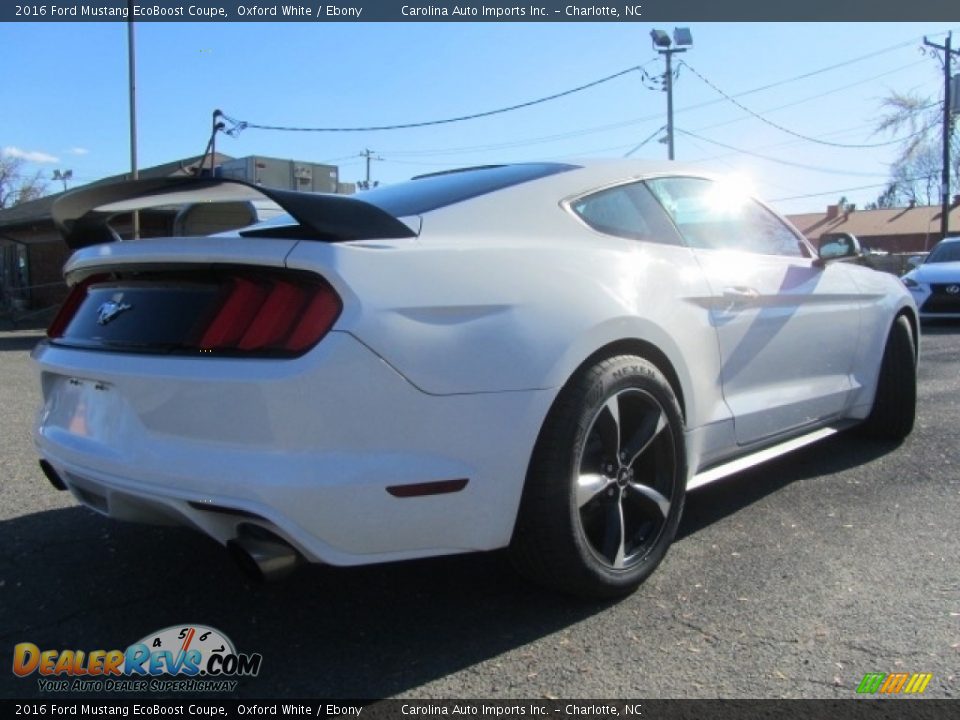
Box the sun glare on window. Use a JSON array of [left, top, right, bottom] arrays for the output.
[[704, 174, 756, 216]]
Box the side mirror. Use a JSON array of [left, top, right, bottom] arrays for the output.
[[906, 255, 924, 269], [816, 234, 861, 266]]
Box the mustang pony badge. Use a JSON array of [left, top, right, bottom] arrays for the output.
[[96, 295, 133, 326]]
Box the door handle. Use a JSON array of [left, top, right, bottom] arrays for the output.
[[721, 286, 759, 312], [723, 286, 759, 301]]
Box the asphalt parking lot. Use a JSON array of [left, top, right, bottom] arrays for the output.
[[1, 325, 957, 700]]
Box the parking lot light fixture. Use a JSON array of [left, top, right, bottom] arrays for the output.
[[650, 27, 693, 161]]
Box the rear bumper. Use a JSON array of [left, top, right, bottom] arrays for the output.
[[33, 333, 554, 565]]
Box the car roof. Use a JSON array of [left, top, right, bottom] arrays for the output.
[[348, 160, 722, 224]]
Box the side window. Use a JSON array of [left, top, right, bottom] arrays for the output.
[[645, 177, 809, 258], [570, 182, 684, 245]]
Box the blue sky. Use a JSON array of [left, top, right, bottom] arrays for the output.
[[2, 21, 958, 214]]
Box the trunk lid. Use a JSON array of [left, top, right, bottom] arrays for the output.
[[51, 237, 342, 358]]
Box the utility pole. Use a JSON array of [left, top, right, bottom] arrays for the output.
[[650, 28, 693, 161], [359, 149, 382, 189], [664, 50, 676, 160], [924, 31, 959, 242]]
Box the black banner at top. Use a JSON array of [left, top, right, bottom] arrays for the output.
[[0, 699, 957, 719], [2, 0, 959, 22]]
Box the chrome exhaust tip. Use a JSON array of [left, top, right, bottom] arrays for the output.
[[228, 526, 301, 583]]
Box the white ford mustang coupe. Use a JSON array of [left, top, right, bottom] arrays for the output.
[[34, 162, 918, 597]]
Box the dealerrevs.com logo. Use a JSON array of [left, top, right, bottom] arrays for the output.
[[13, 625, 262, 693]]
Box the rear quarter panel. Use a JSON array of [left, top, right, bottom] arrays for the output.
[[285, 232, 729, 434]]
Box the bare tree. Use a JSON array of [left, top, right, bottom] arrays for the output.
[[0, 152, 47, 209], [874, 91, 939, 155], [881, 141, 942, 206], [872, 73, 957, 207]]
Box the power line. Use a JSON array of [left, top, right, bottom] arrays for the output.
[[682, 117, 937, 177], [709, 40, 916, 94], [696, 118, 928, 166], [688, 59, 931, 135], [381, 117, 658, 157], [211, 31, 954, 193], [220, 62, 656, 135], [679, 60, 932, 149], [381, 157, 459, 167], [770, 177, 935, 202], [623, 126, 667, 157], [374, 59, 923, 161], [770, 182, 892, 202], [378, 49, 940, 161], [676, 129, 895, 177], [667, 34, 942, 123], [219, 36, 938, 145], [680, 131, 741, 174], [318, 153, 363, 164]]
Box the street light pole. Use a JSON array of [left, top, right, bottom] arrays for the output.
[[651, 28, 692, 161], [664, 50, 676, 160]]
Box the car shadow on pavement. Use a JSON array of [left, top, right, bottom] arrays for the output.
[[0, 433, 902, 700], [920, 320, 960, 336], [0, 503, 614, 700], [678, 432, 901, 541]]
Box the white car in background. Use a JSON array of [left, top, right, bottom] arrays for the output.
[[33, 162, 918, 598], [902, 236, 960, 319]]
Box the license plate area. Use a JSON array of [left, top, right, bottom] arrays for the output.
[[42, 375, 124, 443]]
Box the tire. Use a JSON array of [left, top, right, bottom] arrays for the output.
[[858, 314, 917, 441], [510, 355, 687, 599]]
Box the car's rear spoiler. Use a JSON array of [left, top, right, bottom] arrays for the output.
[[52, 177, 417, 249]]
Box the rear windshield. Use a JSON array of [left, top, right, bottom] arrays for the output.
[[235, 163, 578, 238], [359, 163, 578, 216]]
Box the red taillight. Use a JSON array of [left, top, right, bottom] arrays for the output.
[[198, 278, 268, 348], [286, 287, 343, 353], [46, 275, 104, 339], [198, 274, 341, 355], [238, 280, 305, 350], [47, 269, 342, 358]]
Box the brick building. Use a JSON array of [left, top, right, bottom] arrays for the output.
[[0, 153, 349, 314], [786, 199, 960, 254], [0, 153, 236, 313]]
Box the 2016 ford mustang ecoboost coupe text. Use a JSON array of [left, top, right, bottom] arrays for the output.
[[34, 162, 918, 597]]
